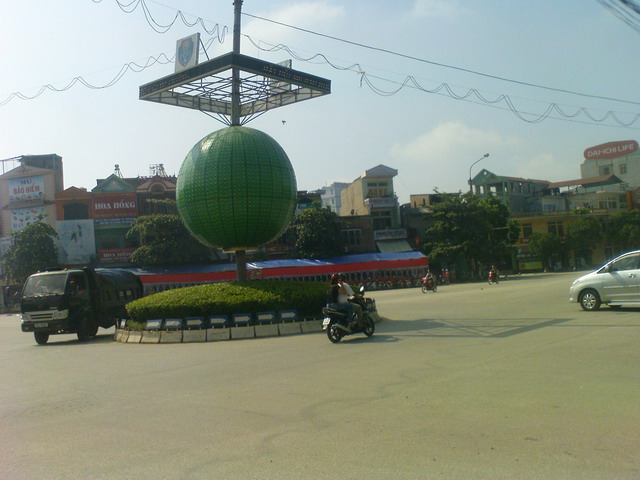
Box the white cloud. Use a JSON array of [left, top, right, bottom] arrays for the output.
[[389, 121, 523, 197], [391, 121, 517, 162], [513, 153, 577, 182]]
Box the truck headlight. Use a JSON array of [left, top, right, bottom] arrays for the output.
[[21, 313, 31, 322], [52, 309, 69, 320]]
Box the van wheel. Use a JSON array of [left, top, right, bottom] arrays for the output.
[[579, 289, 601, 311], [34, 332, 49, 345]]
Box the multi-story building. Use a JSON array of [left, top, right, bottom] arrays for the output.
[[470, 169, 550, 213], [339, 165, 411, 253], [321, 182, 348, 214], [55, 187, 96, 265], [471, 140, 640, 270], [0, 155, 64, 237], [580, 140, 639, 188]]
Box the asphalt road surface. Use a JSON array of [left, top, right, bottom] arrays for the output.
[[1, 272, 638, 480]]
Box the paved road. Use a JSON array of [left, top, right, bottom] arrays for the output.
[[1, 273, 638, 480]]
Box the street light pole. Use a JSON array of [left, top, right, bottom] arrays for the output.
[[468, 153, 489, 193]]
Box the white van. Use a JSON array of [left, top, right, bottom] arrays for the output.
[[569, 250, 640, 311]]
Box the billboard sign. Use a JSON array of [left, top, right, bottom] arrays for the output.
[[98, 248, 136, 263], [11, 206, 46, 232], [56, 220, 96, 265], [93, 193, 137, 225], [9, 175, 44, 203], [584, 140, 638, 160]]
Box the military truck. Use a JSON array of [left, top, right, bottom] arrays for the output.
[[20, 267, 143, 345]]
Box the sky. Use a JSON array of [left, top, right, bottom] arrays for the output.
[[1, 0, 639, 205]]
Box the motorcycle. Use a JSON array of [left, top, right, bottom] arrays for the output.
[[322, 287, 375, 343], [421, 275, 437, 293], [488, 271, 499, 285]]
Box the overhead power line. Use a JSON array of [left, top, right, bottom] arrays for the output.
[[245, 37, 640, 128], [90, 0, 229, 37], [242, 11, 640, 107], [2, 0, 638, 129], [0, 35, 222, 106], [596, 0, 640, 33]]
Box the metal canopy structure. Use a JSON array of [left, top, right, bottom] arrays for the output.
[[139, 52, 331, 125]]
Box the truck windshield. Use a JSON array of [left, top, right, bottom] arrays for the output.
[[23, 274, 67, 296]]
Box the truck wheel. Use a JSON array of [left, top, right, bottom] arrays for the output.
[[77, 317, 98, 341], [34, 332, 49, 345]]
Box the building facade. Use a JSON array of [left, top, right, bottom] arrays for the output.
[[339, 165, 410, 253], [580, 140, 640, 188], [0, 160, 63, 236], [321, 182, 348, 214]]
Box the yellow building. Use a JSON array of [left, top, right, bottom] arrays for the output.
[[340, 165, 411, 253]]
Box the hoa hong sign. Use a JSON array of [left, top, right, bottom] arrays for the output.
[[584, 140, 638, 160], [9, 175, 44, 203], [98, 248, 136, 263], [93, 193, 137, 224]]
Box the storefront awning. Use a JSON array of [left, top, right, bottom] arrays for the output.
[[376, 240, 413, 253]]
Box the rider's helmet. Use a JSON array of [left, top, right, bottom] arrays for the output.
[[338, 273, 348, 281], [330, 273, 340, 283]]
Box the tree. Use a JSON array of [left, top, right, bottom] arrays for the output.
[[1, 221, 59, 284], [566, 216, 602, 266], [422, 192, 514, 277], [288, 204, 344, 259], [126, 214, 213, 266], [527, 232, 565, 271], [608, 209, 640, 252]]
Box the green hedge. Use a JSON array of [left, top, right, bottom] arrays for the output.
[[126, 280, 328, 323]]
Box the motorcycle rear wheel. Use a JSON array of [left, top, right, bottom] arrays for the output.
[[363, 315, 375, 337], [327, 325, 343, 343]]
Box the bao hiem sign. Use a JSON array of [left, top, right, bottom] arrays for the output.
[[9, 175, 44, 203], [93, 193, 136, 225], [584, 140, 638, 160]]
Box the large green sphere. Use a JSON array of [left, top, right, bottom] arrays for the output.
[[176, 126, 297, 250]]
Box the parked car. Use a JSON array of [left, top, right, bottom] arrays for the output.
[[569, 250, 640, 311]]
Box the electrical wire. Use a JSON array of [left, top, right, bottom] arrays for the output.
[[596, 0, 640, 33], [0, 36, 221, 106], [242, 11, 640, 107], [90, 0, 228, 38], [3, 0, 638, 129], [244, 36, 640, 128]]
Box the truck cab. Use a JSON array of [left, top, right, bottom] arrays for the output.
[[20, 267, 142, 345]]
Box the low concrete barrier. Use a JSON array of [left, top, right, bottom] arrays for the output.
[[114, 310, 382, 344], [255, 324, 280, 338], [278, 323, 302, 336], [183, 330, 206, 343], [140, 331, 161, 344], [207, 328, 230, 341]]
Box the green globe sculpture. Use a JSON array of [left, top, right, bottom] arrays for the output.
[[176, 126, 297, 251]]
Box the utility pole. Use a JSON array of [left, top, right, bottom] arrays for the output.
[[231, 0, 247, 281], [231, 0, 242, 127]]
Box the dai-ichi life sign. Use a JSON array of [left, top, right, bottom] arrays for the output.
[[584, 140, 638, 160]]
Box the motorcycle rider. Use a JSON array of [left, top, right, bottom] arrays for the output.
[[329, 273, 364, 329], [423, 269, 435, 288], [489, 265, 498, 282]]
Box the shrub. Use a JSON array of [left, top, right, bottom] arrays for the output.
[[126, 280, 327, 323]]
